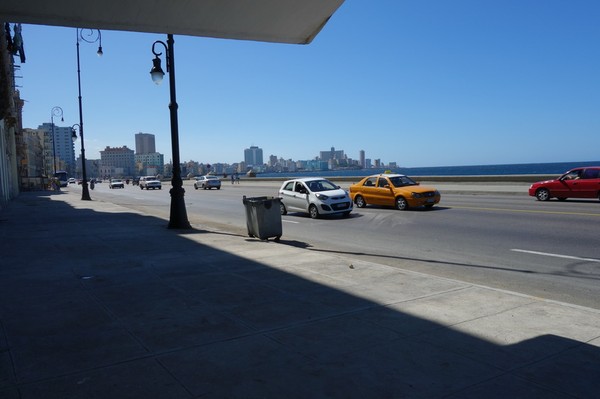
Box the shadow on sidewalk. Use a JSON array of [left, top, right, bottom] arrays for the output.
[[0, 193, 598, 398]]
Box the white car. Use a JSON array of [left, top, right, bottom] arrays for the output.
[[278, 177, 353, 219], [194, 175, 221, 190], [139, 176, 162, 190], [109, 179, 124, 189]]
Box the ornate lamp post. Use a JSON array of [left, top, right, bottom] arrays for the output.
[[75, 28, 103, 201], [50, 106, 63, 175], [149, 35, 191, 229]]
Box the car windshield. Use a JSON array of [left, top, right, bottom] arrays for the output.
[[388, 176, 418, 187], [306, 180, 338, 192], [112, 180, 121, 183]]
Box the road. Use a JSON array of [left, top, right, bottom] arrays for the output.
[[69, 180, 600, 309]]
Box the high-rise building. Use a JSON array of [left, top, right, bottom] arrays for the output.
[[37, 123, 77, 175], [100, 146, 135, 177], [135, 132, 156, 154], [359, 150, 365, 169], [244, 146, 263, 169], [319, 146, 345, 162]]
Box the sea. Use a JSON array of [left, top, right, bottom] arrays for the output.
[[256, 161, 600, 178]]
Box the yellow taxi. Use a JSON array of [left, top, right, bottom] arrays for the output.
[[349, 174, 441, 210]]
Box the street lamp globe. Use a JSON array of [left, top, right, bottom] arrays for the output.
[[150, 56, 165, 85]]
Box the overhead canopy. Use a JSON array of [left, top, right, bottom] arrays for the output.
[[1, 0, 345, 44]]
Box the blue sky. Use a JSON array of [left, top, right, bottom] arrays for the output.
[[17, 0, 600, 167]]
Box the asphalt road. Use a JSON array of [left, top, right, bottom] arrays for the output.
[[72, 180, 600, 309]]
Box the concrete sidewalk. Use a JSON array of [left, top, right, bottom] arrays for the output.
[[1, 190, 599, 398]]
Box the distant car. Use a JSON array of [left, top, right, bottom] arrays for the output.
[[278, 177, 352, 219], [139, 176, 162, 190], [194, 175, 221, 190], [68, 178, 76, 184], [529, 167, 600, 201], [109, 179, 124, 189], [349, 174, 441, 210]]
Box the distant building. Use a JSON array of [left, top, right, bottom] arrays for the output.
[[305, 160, 329, 171], [100, 146, 135, 177], [37, 123, 77, 175], [135, 152, 164, 176], [135, 132, 156, 154], [359, 150, 365, 169], [319, 146, 345, 162], [19, 129, 44, 178], [244, 146, 263, 170]]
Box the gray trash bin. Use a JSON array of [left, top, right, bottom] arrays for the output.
[[242, 196, 283, 241]]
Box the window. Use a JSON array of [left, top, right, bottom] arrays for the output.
[[363, 177, 377, 187], [582, 169, 600, 179]]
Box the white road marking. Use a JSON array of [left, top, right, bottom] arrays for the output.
[[511, 249, 600, 263], [282, 219, 300, 224]]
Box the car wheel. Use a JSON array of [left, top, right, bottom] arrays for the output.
[[217, 187, 221, 190], [536, 188, 550, 201], [280, 202, 287, 215], [355, 195, 366, 208], [194, 185, 198, 190], [309, 204, 319, 219], [140, 186, 143, 190], [395, 196, 408, 210]]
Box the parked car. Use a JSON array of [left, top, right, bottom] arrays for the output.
[[139, 176, 162, 190], [528, 167, 600, 201], [68, 177, 76, 184], [194, 175, 221, 190], [349, 174, 441, 210], [109, 179, 124, 189], [278, 178, 352, 219]]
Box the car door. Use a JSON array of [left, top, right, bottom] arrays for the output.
[[280, 181, 307, 212], [359, 176, 380, 204], [554, 169, 583, 198], [375, 176, 395, 206], [290, 181, 310, 212], [576, 168, 600, 198]]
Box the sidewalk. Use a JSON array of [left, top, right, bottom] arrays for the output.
[[1, 190, 599, 398]]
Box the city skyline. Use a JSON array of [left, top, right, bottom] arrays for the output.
[[17, 2, 600, 168]]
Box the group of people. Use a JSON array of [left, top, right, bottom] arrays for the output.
[[230, 173, 240, 184]]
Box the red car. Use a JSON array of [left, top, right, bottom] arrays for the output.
[[528, 167, 600, 201]]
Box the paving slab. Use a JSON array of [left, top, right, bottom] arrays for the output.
[[1, 190, 599, 398]]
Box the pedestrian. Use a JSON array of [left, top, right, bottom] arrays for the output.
[[236, 173, 240, 184], [231, 174, 235, 184]]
